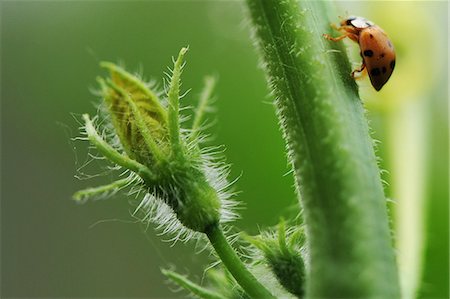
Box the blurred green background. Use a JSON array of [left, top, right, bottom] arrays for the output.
[[1, 1, 448, 298]]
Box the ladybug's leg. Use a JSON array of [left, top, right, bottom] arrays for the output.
[[324, 24, 359, 42], [351, 63, 366, 79], [323, 33, 350, 42]]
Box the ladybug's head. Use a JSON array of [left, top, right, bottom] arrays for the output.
[[342, 16, 374, 29]]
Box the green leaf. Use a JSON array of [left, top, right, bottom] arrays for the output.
[[99, 62, 169, 166]]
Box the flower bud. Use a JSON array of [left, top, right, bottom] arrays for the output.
[[246, 221, 306, 297], [75, 48, 234, 235]]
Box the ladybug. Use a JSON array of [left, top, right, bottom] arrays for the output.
[[323, 16, 396, 91]]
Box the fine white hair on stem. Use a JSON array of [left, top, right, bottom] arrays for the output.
[[199, 146, 242, 224], [130, 143, 241, 243], [132, 192, 201, 245]]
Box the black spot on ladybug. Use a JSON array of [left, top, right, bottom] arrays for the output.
[[382, 67, 387, 74], [390, 60, 395, 70], [388, 40, 393, 48], [380, 53, 385, 58], [371, 68, 381, 76], [365, 22, 372, 27], [363, 50, 374, 57], [369, 34, 374, 39]]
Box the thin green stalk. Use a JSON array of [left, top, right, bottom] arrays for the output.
[[246, 0, 400, 298], [162, 269, 226, 299], [73, 178, 130, 201], [206, 224, 275, 299]]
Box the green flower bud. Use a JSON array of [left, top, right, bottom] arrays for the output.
[[74, 48, 234, 235], [246, 221, 306, 297]]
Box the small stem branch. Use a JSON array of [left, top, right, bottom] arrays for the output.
[[206, 224, 275, 299], [73, 178, 130, 201], [162, 269, 226, 299]]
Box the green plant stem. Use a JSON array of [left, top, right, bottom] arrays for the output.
[[246, 0, 400, 298], [162, 269, 226, 299], [73, 178, 130, 201], [206, 224, 275, 299]]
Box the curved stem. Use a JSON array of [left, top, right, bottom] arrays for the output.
[[206, 224, 275, 299], [73, 178, 130, 202], [162, 269, 226, 299], [246, 0, 400, 297]]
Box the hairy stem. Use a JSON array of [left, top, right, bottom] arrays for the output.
[[162, 269, 226, 299], [246, 0, 400, 297], [73, 178, 130, 201], [206, 224, 275, 299]]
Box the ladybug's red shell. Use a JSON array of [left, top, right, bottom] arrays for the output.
[[359, 26, 396, 91], [325, 16, 396, 91]]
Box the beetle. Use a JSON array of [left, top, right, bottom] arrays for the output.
[[323, 16, 396, 91]]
